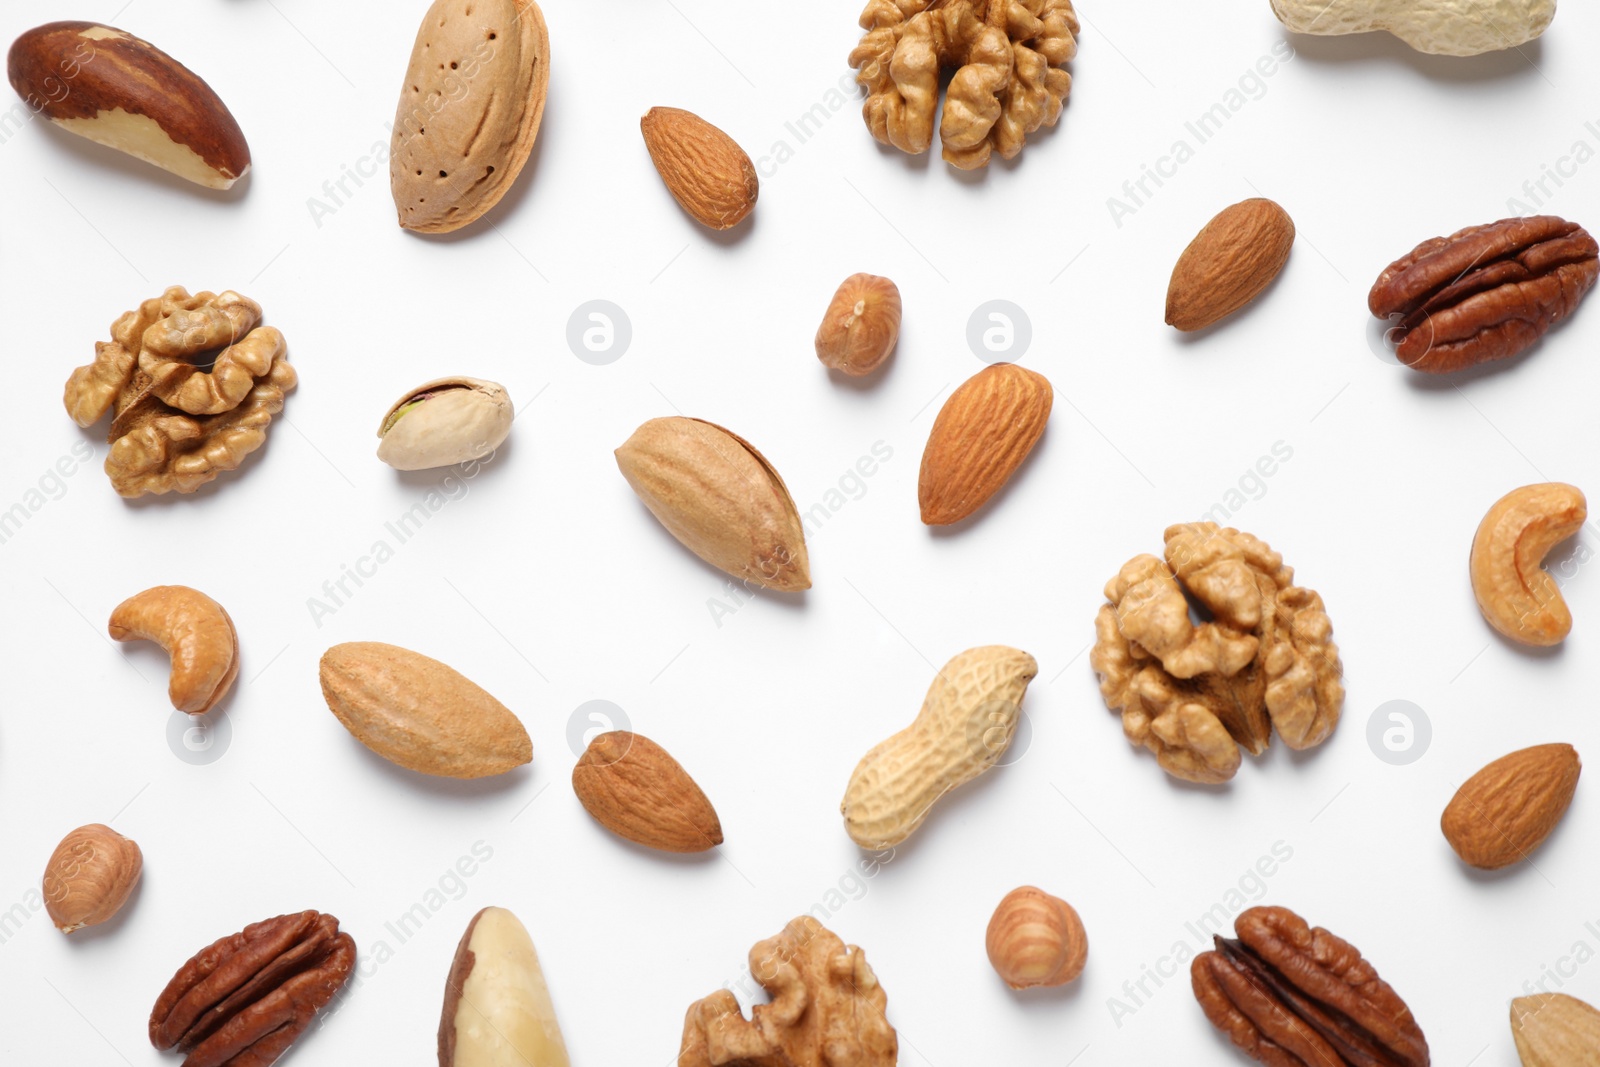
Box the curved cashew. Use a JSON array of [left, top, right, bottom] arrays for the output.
[[108, 586, 239, 714], [1470, 483, 1587, 647]]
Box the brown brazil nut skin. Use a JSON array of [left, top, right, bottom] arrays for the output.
[[1369, 216, 1598, 373], [8, 22, 249, 188], [150, 911, 354, 1067], [1191, 906, 1429, 1067]]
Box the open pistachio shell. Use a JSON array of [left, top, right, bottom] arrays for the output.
[[376, 376, 512, 471]]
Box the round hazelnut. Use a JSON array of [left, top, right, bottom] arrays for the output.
[[815, 273, 902, 376], [985, 885, 1087, 989], [43, 824, 143, 934]]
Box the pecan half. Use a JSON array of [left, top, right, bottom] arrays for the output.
[[150, 911, 355, 1067], [1369, 215, 1598, 373], [1191, 906, 1429, 1067]]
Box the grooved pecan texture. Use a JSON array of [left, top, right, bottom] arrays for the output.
[[1369, 216, 1598, 373], [149, 911, 355, 1067], [1192, 906, 1429, 1067], [63, 286, 296, 497], [1090, 524, 1343, 784]]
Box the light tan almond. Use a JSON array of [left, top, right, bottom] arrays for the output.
[[1512, 993, 1600, 1067], [319, 642, 531, 779], [390, 0, 549, 233], [640, 107, 757, 230], [8, 22, 249, 189], [1441, 743, 1580, 869], [1165, 198, 1295, 331], [615, 417, 809, 590], [918, 364, 1052, 526], [571, 732, 722, 853]]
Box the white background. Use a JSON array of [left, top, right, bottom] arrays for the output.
[[1, 0, 1597, 1063]]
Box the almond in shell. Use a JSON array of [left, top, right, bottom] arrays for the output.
[[571, 732, 722, 853], [319, 642, 531, 779], [918, 363, 1052, 526], [390, 0, 550, 233], [640, 107, 757, 230], [615, 417, 810, 590], [1165, 198, 1295, 331], [1441, 743, 1580, 869]]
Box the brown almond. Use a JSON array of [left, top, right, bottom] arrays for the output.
[[1165, 198, 1295, 331], [1441, 743, 1580, 869], [319, 642, 532, 779], [8, 22, 250, 189], [615, 416, 810, 590], [640, 107, 757, 230], [1512, 993, 1600, 1067], [918, 364, 1052, 526], [389, 0, 550, 233], [572, 732, 722, 853]]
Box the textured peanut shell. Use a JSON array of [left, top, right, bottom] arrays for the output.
[[1470, 483, 1586, 646], [8, 22, 250, 188], [1166, 199, 1294, 331], [439, 907, 570, 1067], [43, 824, 142, 933], [390, 0, 549, 233], [918, 363, 1052, 525], [842, 645, 1037, 848], [1268, 0, 1554, 56], [109, 585, 239, 714], [319, 642, 531, 779], [615, 417, 810, 591], [1441, 743, 1580, 869], [377, 377, 512, 470], [571, 732, 723, 853]]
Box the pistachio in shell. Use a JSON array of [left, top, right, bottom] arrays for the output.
[[376, 377, 512, 471]]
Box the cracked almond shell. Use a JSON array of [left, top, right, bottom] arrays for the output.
[[319, 642, 531, 779], [8, 22, 250, 189], [615, 417, 810, 590], [390, 0, 549, 233]]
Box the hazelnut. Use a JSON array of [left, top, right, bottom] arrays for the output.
[[43, 824, 142, 934], [985, 885, 1087, 989], [815, 273, 901, 376]]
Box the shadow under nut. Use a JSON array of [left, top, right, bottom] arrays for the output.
[[108, 585, 239, 714]]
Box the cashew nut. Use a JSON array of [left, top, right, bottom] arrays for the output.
[[1470, 483, 1587, 647], [108, 586, 239, 714]]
